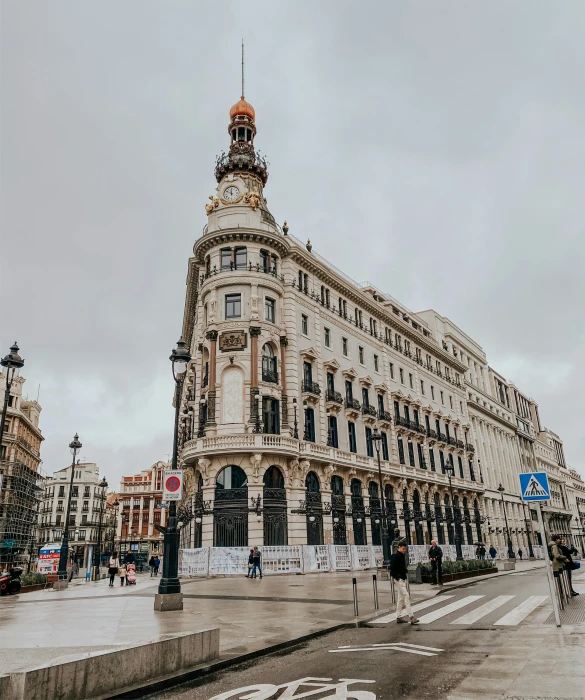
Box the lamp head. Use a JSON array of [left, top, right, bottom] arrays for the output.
[[69, 433, 82, 455], [1, 342, 24, 372], [170, 337, 191, 376]]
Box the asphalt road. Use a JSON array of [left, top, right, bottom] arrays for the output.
[[149, 568, 553, 700]]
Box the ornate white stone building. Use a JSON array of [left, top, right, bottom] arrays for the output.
[[174, 92, 578, 554]]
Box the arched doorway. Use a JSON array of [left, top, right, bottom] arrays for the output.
[[385, 484, 398, 545], [305, 471, 324, 545], [413, 490, 424, 545], [368, 482, 382, 546], [453, 495, 462, 545], [351, 479, 367, 545], [444, 494, 454, 544], [425, 492, 433, 544], [214, 465, 248, 547], [263, 466, 288, 545], [474, 499, 482, 543], [402, 489, 411, 545], [331, 475, 347, 545]]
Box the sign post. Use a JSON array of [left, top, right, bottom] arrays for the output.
[[519, 471, 561, 627]]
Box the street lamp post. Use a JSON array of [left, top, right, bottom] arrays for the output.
[[57, 433, 82, 586], [92, 476, 108, 580], [292, 398, 299, 439], [0, 342, 25, 454], [497, 483, 515, 559], [111, 499, 119, 554], [444, 461, 463, 560], [371, 426, 391, 567], [157, 337, 191, 607]]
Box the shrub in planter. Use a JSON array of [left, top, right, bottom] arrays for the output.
[[421, 559, 494, 578], [21, 572, 47, 587]]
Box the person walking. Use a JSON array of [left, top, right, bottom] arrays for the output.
[[246, 548, 254, 578], [559, 539, 579, 596], [108, 552, 120, 587], [489, 545, 497, 565], [148, 555, 156, 577], [118, 562, 127, 586], [517, 548, 523, 561], [390, 540, 419, 624], [154, 556, 160, 575], [124, 550, 135, 566], [250, 546, 262, 579], [428, 540, 443, 586]]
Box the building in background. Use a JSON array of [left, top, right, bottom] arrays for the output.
[[116, 461, 167, 568], [38, 462, 109, 571], [0, 367, 45, 567], [566, 469, 585, 555]]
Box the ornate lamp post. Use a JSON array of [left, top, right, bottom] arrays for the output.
[[57, 433, 82, 586], [371, 426, 391, 567], [444, 460, 463, 560], [497, 483, 515, 560], [92, 476, 108, 580], [0, 342, 24, 453], [157, 337, 191, 606]]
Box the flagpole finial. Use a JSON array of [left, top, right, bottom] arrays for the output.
[[241, 39, 245, 99]]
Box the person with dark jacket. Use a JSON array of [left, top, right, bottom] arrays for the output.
[[251, 547, 262, 579], [124, 551, 135, 565], [428, 540, 443, 586], [489, 545, 497, 564], [148, 555, 156, 577], [390, 540, 418, 624], [559, 539, 579, 596], [246, 549, 254, 578]]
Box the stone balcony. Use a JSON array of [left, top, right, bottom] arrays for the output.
[[181, 433, 484, 493]]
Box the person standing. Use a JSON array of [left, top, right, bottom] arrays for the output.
[[154, 556, 160, 575], [251, 546, 262, 579], [428, 540, 443, 586], [108, 552, 120, 587], [390, 540, 419, 624], [124, 550, 135, 566], [246, 548, 254, 578], [118, 562, 127, 586], [148, 555, 155, 577], [559, 539, 579, 596], [489, 545, 497, 565], [517, 548, 523, 561]]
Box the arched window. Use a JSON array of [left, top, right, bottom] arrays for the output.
[[216, 465, 247, 490], [330, 475, 346, 545], [263, 465, 284, 489], [262, 344, 277, 383], [331, 475, 344, 496], [305, 471, 320, 492], [368, 482, 379, 498], [369, 482, 381, 545], [214, 466, 248, 547], [351, 479, 366, 545]]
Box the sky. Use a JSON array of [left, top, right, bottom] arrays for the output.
[[2, 1, 584, 486]]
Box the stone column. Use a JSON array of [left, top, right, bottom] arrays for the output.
[[249, 326, 262, 426], [206, 330, 218, 426], [280, 336, 288, 428]]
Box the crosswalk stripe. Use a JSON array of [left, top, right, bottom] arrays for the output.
[[370, 595, 455, 624], [494, 595, 548, 625], [450, 595, 515, 624], [417, 596, 484, 624]]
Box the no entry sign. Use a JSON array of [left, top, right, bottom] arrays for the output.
[[163, 469, 183, 501]]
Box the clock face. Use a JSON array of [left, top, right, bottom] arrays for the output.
[[223, 186, 240, 202]]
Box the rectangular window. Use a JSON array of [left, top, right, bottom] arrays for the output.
[[235, 247, 247, 269], [399, 368, 404, 385], [377, 394, 384, 414], [260, 250, 269, 272], [408, 439, 415, 466], [265, 297, 275, 323], [328, 415, 338, 448], [418, 443, 425, 469], [449, 395, 453, 410], [460, 401, 464, 414], [458, 456, 464, 479], [342, 337, 349, 357], [469, 460, 476, 481], [439, 450, 445, 474], [327, 372, 335, 393], [221, 248, 232, 270], [440, 390, 444, 405], [348, 422, 357, 453], [420, 380, 425, 395], [365, 427, 373, 457], [362, 387, 369, 407], [393, 400, 400, 422], [431, 385, 435, 400], [397, 437, 405, 465], [262, 397, 280, 435], [381, 432, 389, 461], [374, 354, 379, 372], [409, 373, 413, 389], [301, 314, 308, 335], [225, 293, 241, 319], [304, 407, 315, 442], [303, 361, 313, 385], [358, 346, 364, 365], [429, 448, 436, 471], [389, 362, 394, 379], [345, 380, 353, 403], [324, 327, 331, 348]]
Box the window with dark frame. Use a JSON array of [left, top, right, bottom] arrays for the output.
[[225, 293, 241, 319], [301, 314, 308, 335], [221, 248, 232, 270], [348, 422, 357, 453], [265, 297, 275, 323], [324, 327, 331, 348]]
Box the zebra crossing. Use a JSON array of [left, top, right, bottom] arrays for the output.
[[371, 593, 549, 627]]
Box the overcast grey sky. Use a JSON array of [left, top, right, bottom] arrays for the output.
[[2, 1, 584, 486]]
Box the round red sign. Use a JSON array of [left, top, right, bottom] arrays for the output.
[[165, 475, 181, 492]]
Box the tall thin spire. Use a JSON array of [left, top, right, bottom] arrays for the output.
[[241, 39, 245, 99]]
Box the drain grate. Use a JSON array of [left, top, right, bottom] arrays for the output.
[[544, 595, 585, 624]]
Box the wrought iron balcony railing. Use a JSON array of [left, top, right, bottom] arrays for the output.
[[345, 398, 361, 411], [437, 432, 447, 443], [378, 410, 393, 423], [262, 367, 278, 383], [426, 428, 437, 439], [302, 380, 321, 395], [326, 390, 344, 404], [466, 443, 475, 452], [362, 405, 377, 418]]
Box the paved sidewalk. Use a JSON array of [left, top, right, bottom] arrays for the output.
[[0, 560, 545, 678]]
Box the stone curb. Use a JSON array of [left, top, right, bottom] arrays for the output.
[[105, 563, 546, 699]]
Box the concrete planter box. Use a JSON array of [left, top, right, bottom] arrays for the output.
[[0, 627, 220, 700], [422, 567, 498, 583], [18, 584, 47, 594]]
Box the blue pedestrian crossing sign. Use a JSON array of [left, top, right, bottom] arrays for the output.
[[519, 472, 551, 501]]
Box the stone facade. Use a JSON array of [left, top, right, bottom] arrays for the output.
[[173, 93, 578, 554]]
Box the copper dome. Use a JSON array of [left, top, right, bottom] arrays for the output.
[[229, 96, 255, 121]]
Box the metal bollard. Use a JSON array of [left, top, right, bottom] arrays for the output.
[[352, 577, 359, 616], [373, 574, 379, 610]]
